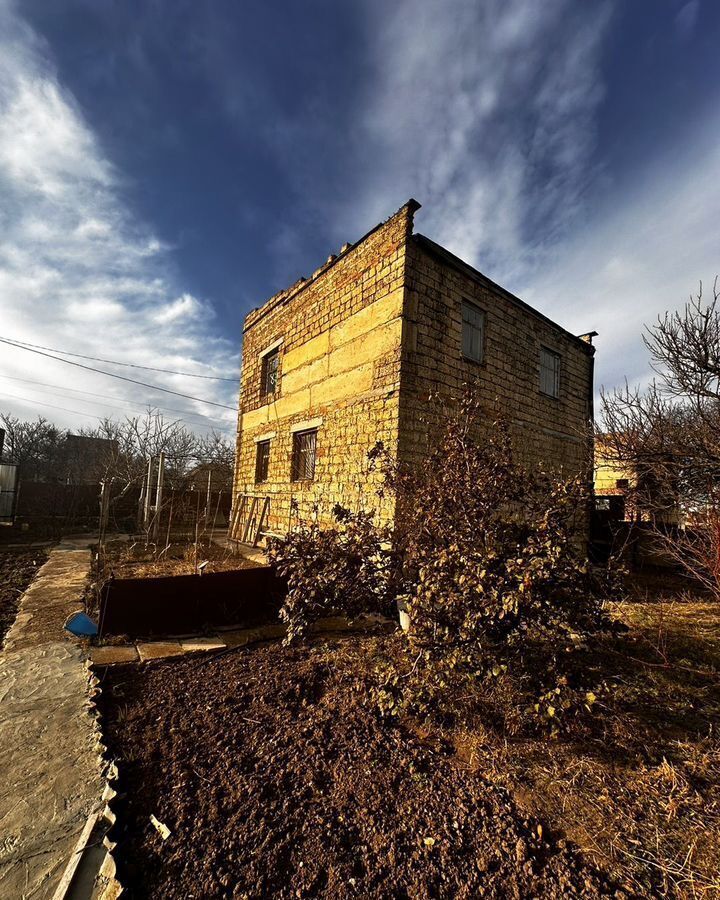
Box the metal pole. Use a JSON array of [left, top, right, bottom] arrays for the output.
[[153, 452, 165, 541], [137, 478, 144, 531], [143, 456, 153, 531], [99, 480, 110, 545], [205, 470, 212, 533]]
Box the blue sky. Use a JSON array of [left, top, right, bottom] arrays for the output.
[[1, 0, 719, 435]]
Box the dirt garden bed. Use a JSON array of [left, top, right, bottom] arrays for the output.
[[99, 633, 618, 900], [97, 579, 720, 899], [85, 538, 263, 621], [0, 548, 48, 645]]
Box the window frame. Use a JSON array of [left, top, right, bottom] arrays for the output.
[[461, 300, 486, 364], [539, 346, 561, 399], [254, 439, 271, 484], [260, 347, 280, 398], [291, 428, 317, 483]]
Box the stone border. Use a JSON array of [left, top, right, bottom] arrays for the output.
[[89, 614, 396, 667], [0, 543, 108, 900], [85, 664, 124, 899]]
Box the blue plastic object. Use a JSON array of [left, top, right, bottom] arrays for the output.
[[64, 611, 98, 637]]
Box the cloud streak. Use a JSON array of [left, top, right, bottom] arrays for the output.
[[0, 1, 238, 433], [523, 119, 720, 396], [306, 0, 719, 404], [324, 0, 613, 281]]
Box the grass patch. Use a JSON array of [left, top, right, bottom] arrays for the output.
[[446, 586, 720, 898]]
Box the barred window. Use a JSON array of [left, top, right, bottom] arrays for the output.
[[291, 429, 317, 482], [261, 348, 279, 397], [539, 347, 561, 398], [461, 301, 485, 363], [255, 440, 270, 484]]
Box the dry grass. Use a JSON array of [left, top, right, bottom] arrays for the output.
[[448, 582, 720, 898], [97, 537, 261, 580], [84, 537, 263, 618]]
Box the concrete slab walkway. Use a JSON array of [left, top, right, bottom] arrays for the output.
[[0, 538, 104, 900]]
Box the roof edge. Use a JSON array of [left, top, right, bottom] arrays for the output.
[[413, 233, 596, 354], [243, 199, 421, 334]]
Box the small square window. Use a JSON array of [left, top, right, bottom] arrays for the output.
[[461, 301, 485, 363], [261, 348, 279, 397], [291, 429, 317, 482], [255, 440, 270, 484], [539, 347, 561, 398]]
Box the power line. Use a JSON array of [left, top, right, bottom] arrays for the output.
[[0, 390, 106, 421], [0, 384, 225, 431], [0, 373, 228, 426], [3, 336, 239, 382], [0, 390, 233, 435], [0, 337, 238, 411]]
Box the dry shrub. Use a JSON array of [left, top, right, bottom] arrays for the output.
[[371, 394, 622, 732], [271, 392, 622, 733], [446, 589, 720, 898], [268, 504, 394, 642]]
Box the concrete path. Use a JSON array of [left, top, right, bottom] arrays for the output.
[[0, 538, 104, 900]]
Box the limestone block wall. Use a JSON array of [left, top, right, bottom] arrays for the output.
[[398, 236, 595, 482], [233, 202, 418, 534], [233, 199, 596, 542]]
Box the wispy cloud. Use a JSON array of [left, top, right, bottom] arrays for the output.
[[523, 120, 720, 396], [320, 0, 718, 401], [326, 0, 613, 281], [0, 1, 237, 433], [675, 0, 701, 39]]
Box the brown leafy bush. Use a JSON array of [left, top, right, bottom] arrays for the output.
[[271, 392, 622, 732], [374, 393, 621, 732], [267, 503, 393, 642]]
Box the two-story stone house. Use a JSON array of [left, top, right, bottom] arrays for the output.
[[231, 200, 596, 544]]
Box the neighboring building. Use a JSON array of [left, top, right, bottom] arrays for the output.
[[64, 434, 118, 484], [232, 200, 596, 543], [594, 433, 679, 524], [593, 433, 633, 520], [185, 461, 234, 494]]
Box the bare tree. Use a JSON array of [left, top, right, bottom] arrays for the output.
[[1, 407, 235, 493], [0, 414, 66, 481], [601, 278, 720, 595]]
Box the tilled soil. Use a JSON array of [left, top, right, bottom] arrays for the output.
[[100, 636, 622, 899], [0, 549, 48, 645]]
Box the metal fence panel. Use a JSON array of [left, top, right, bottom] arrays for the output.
[[0, 463, 19, 523]]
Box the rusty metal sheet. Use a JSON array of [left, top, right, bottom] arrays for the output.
[[98, 566, 284, 638]]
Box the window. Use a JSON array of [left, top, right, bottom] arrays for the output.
[[261, 348, 279, 397], [539, 347, 561, 398], [254, 440, 270, 484], [291, 429, 317, 482], [461, 301, 485, 363]]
